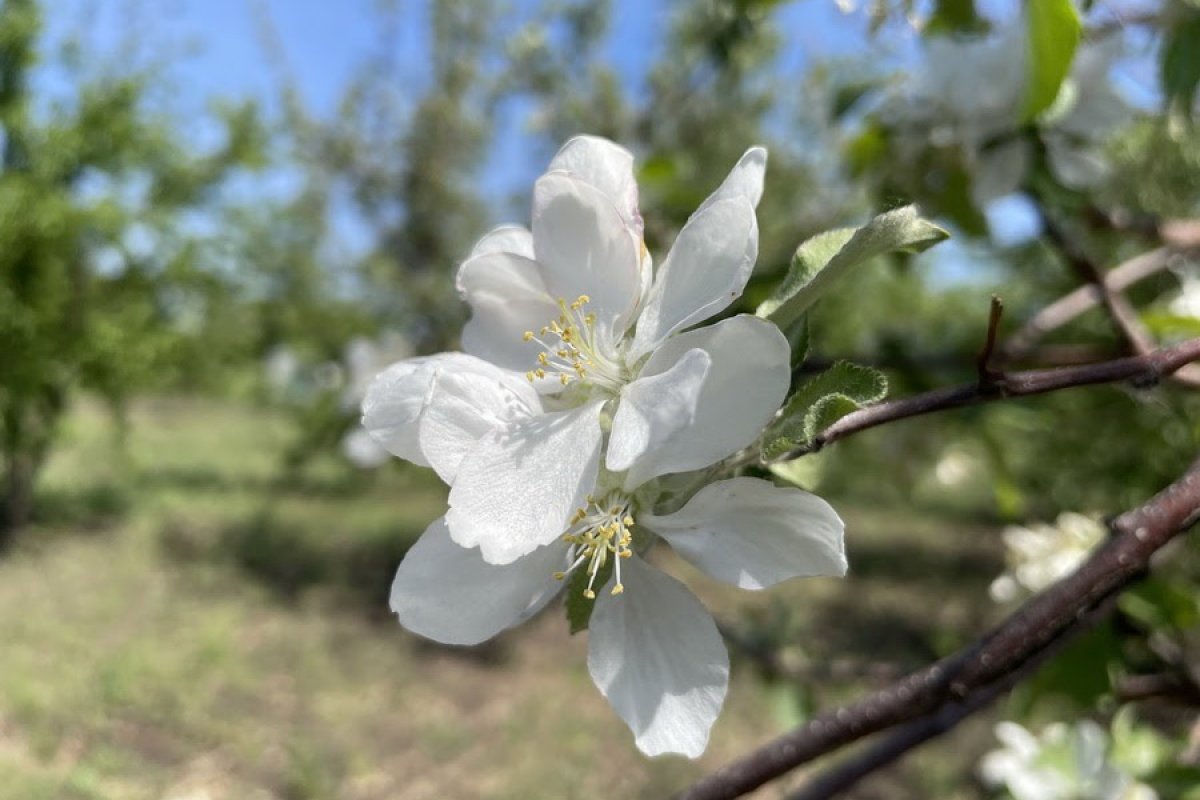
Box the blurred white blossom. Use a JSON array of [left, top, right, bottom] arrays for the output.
[[263, 345, 301, 395], [980, 720, 1158, 800], [1169, 267, 1200, 320], [886, 28, 1130, 207], [990, 512, 1107, 602]]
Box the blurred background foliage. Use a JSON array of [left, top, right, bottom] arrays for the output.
[[3, 0, 1200, 797]]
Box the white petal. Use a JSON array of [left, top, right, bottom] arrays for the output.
[[548, 136, 641, 232], [467, 224, 535, 260], [607, 348, 711, 473], [390, 518, 564, 646], [625, 316, 790, 487], [630, 196, 758, 358], [695, 146, 767, 214], [419, 369, 540, 484], [446, 401, 605, 564], [532, 172, 642, 340], [628, 144, 764, 359], [643, 478, 846, 589], [362, 353, 522, 467], [587, 555, 729, 758], [456, 250, 561, 373]]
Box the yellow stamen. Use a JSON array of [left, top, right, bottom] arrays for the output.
[[556, 493, 636, 600]]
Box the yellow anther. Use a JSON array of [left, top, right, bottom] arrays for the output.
[[537, 352, 549, 366], [535, 368, 546, 379], [577, 294, 590, 304], [583, 589, 596, 600], [611, 583, 625, 596], [623, 516, 635, 527], [522, 331, 534, 342], [559, 374, 570, 385], [553, 571, 567, 580], [525, 371, 535, 382]]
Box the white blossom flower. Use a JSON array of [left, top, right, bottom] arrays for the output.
[[989, 512, 1107, 603], [390, 470, 846, 757], [980, 720, 1158, 800], [363, 136, 789, 566], [359, 135, 848, 756]]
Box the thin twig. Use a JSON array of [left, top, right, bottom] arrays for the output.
[[1041, 215, 1159, 356], [1039, 216, 1200, 387], [776, 337, 1200, 461], [678, 456, 1200, 800], [976, 295, 1004, 385], [1001, 247, 1176, 361]]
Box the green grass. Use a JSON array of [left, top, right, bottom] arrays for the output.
[[0, 395, 1013, 799]]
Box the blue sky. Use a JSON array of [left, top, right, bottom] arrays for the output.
[[41, 0, 1160, 280], [46, 0, 876, 211]]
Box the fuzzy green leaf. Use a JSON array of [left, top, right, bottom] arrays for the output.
[[757, 206, 948, 329], [1022, 0, 1081, 121], [762, 361, 887, 460]]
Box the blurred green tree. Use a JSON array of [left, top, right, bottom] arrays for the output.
[[0, 0, 265, 537]]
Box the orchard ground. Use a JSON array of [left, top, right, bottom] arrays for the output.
[[0, 396, 1011, 799]]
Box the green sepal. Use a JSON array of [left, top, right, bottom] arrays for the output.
[[762, 361, 887, 460], [564, 556, 614, 635]]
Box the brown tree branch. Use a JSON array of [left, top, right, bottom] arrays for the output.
[[1038, 216, 1200, 387], [679, 455, 1200, 800], [1001, 247, 1176, 361], [783, 594, 1120, 800], [773, 336, 1200, 461]]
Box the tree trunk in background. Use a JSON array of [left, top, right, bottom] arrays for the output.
[[0, 453, 35, 543]]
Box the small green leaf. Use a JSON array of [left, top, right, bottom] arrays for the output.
[[762, 361, 887, 460], [757, 206, 948, 329], [1022, 0, 1081, 121], [564, 558, 613, 634]]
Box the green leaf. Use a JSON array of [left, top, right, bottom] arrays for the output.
[[1162, 15, 1200, 128], [783, 314, 810, 368], [563, 558, 613, 635], [762, 361, 887, 460], [1022, 0, 1081, 121], [757, 206, 948, 329]]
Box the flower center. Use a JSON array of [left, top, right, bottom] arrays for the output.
[[522, 296, 623, 390], [554, 492, 635, 598]]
